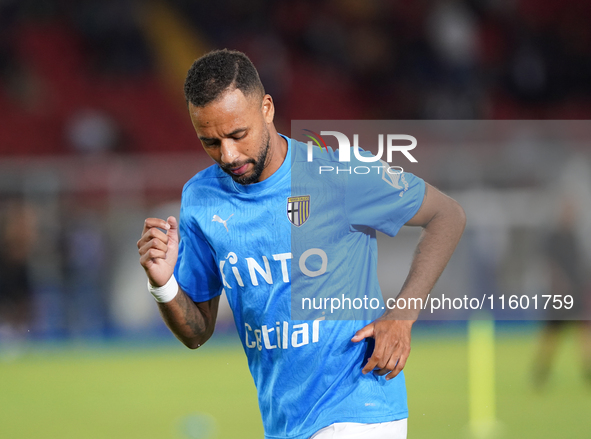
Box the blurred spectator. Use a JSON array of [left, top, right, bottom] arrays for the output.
[[66, 108, 121, 154], [532, 199, 591, 388], [62, 198, 110, 338], [0, 198, 38, 338]]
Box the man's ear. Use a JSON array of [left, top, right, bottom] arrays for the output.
[[262, 94, 274, 124]]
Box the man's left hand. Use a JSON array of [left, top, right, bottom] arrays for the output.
[[351, 319, 414, 380]]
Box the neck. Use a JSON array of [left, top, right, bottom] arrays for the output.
[[259, 127, 288, 181]]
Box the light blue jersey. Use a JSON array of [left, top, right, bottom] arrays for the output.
[[175, 135, 425, 439]]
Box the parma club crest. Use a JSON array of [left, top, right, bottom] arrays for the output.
[[287, 195, 310, 227]]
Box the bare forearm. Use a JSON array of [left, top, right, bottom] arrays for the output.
[[157, 289, 217, 349], [394, 199, 466, 320]]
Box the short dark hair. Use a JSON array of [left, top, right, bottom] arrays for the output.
[[184, 49, 265, 107]]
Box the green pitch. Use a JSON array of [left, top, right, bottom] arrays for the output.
[[1, 326, 589, 438]]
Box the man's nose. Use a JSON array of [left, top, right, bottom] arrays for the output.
[[220, 140, 239, 164]]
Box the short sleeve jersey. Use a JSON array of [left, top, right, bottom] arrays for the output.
[[174, 135, 425, 439]]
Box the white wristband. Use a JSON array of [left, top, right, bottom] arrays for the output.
[[148, 275, 179, 303]]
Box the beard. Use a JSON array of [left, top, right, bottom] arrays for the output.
[[220, 129, 270, 185]]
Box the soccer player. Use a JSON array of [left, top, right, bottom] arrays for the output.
[[137, 49, 466, 439]]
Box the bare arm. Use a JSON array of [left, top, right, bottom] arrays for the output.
[[156, 290, 220, 349], [352, 183, 466, 378], [138, 217, 219, 349], [395, 182, 467, 317]]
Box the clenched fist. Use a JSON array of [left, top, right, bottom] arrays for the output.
[[137, 216, 179, 287]]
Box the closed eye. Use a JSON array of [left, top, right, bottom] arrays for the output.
[[202, 140, 219, 148]]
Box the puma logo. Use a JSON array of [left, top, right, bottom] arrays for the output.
[[212, 214, 234, 232]]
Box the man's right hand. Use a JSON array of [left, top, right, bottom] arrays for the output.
[[137, 216, 179, 287]]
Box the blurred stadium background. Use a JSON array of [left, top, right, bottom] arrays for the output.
[[1, 0, 590, 438]]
